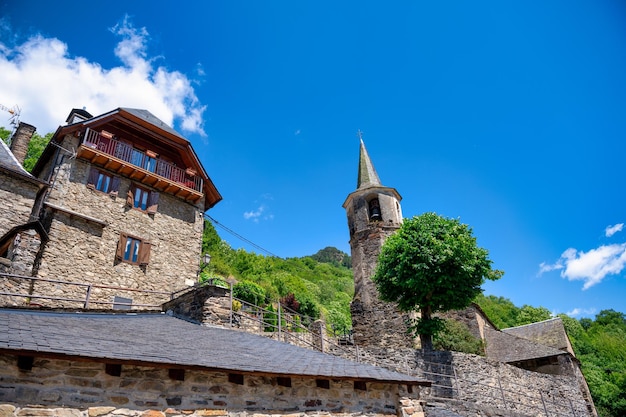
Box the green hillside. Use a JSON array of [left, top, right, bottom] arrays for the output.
[[201, 220, 354, 332]]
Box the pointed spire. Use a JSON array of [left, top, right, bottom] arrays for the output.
[[356, 132, 382, 189]]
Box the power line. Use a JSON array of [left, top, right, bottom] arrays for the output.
[[205, 214, 281, 259]]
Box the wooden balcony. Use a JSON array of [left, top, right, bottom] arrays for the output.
[[76, 128, 204, 204]]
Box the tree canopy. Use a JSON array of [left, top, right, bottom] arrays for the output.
[[373, 212, 502, 349]]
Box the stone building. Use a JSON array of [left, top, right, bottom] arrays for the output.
[[343, 138, 414, 348], [0, 308, 429, 417], [0, 108, 222, 308]]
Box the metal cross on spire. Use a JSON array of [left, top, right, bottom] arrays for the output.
[[357, 129, 364, 142]]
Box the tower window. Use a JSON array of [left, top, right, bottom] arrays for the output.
[[368, 198, 382, 221]]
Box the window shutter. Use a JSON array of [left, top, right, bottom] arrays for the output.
[[126, 186, 134, 207], [86, 167, 99, 189], [138, 241, 152, 266], [110, 176, 121, 196], [115, 233, 126, 261], [147, 191, 160, 214]]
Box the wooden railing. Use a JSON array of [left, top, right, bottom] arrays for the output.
[[83, 128, 203, 192]]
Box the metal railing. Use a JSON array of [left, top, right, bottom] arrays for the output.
[[0, 273, 171, 309], [83, 128, 203, 192]]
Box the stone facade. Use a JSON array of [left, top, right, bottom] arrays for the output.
[[30, 138, 204, 307], [0, 173, 39, 239], [0, 353, 423, 416]]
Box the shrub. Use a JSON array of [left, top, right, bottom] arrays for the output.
[[233, 281, 266, 306], [433, 319, 484, 355]]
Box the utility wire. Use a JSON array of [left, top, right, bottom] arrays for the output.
[[205, 214, 281, 259]]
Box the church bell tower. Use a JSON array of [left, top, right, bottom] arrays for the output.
[[343, 136, 414, 348]]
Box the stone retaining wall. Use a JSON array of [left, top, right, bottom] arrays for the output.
[[323, 345, 594, 417], [0, 354, 424, 417], [0, 404, 425, 417]]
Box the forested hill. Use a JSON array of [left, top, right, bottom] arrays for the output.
[[201, 220, 354, 331]]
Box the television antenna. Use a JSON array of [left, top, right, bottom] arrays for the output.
[[0, 103, 21, 133]]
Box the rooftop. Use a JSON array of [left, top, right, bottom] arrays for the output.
[[0, 309, 427, 385]]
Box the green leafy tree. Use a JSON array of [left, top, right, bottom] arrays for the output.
[[0, 127, 51, 172], [474, 294, 519, 328], [23, 132, 52, 172], [516, 305, 552, 326], [233, 281, 266, 306], [373, 212, 502, 350], [433, 319, 484, 355], [263, 304, 278, 332], [0, 126, 11, 143]]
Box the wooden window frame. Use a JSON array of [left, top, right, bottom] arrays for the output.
[[116, 233, 152, 266], [127, 183, 159, 214], [86, 167, 120, 195]]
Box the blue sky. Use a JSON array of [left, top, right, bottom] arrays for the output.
[[1, 1, 625, 319]]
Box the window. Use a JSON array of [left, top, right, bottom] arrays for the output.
[[368, 198, 382, 221], [116, 233, 151, 266], [127, 184, 160, 214], [86, 167, 120, 195], [129, 148, 156, 173]]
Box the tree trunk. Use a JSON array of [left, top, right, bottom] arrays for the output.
[[420, 306, 434, 351]]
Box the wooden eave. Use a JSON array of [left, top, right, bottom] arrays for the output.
[[52, 111, 222, 210], [75, 143, 204, 206]]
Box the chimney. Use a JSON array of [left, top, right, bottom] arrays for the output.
[[10, 122, 36, 166]]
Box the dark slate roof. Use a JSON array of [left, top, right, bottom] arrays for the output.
[[484, 326, 566, 364], [357, 139, 382, 189], [0, 139, 31, 177], [121, 108, 187, 141], [0, 309, 426, 385], [502, 318, 574, 356]]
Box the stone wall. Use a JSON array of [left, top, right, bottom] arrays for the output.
[[0, 228, 43, 306], [349, 223, 414, 349], [0, 175, 39, 239], [0, 404, 425, 417], [29, 134, 204, 308], [0, 353, 423, 416], [324, 345, 594, 417], [163, 286, 326, 351]]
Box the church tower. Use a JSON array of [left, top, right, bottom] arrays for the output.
[[343, 137, 414, 348]]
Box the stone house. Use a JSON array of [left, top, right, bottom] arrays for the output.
[[0, 308, 429, 417], [0, 108, 222, 308]]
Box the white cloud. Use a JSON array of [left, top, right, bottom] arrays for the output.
[[0, 16, 206, 136], [605, 223, 624, 237], [243, 205, 265, 222], [565, 307, 597, 317], [539, 244, 626, 290], [243, 196, 275, 223]]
